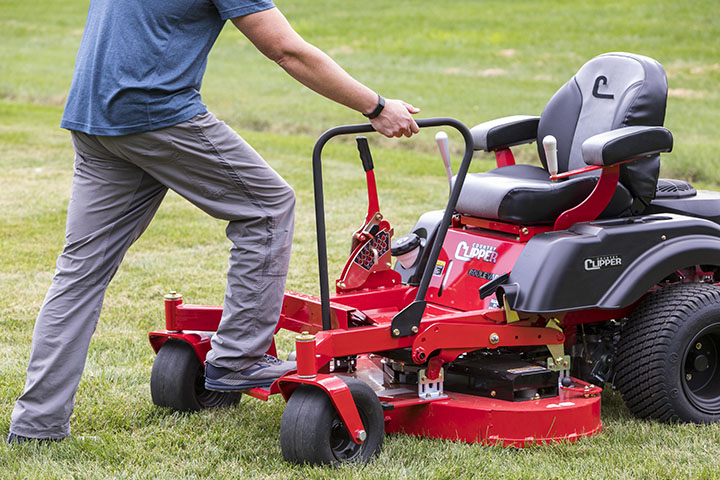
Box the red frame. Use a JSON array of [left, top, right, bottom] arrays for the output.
[[148, 145, 650, 448], [149, 221, 614, 446]]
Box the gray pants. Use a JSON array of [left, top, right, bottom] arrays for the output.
[[10, 112, 295, 439]]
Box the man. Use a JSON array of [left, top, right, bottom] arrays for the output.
[[8, 0, 419, 443]]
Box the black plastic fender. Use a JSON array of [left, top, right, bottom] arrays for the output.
[[498, 214, 720, 313]]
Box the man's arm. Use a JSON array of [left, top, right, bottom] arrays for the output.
[[231, 8, 419, 138]]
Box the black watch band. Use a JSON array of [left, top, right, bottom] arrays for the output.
[[363, 95, 385, 119]]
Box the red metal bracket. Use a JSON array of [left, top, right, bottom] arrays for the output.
[[560, 384, 603, 397], [148, 331, 212, 359], [163, 290, 357, 333], [278, 374, 366, 445], [425, 356, 446, 380], [494, 148, 516, 167], [411, 322, 565, 364], [459, 216, 552, 242], [548, 164, 603, 181], [553, 164, 620, 231]]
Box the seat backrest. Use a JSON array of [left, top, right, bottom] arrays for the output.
[[537, 52, 668, 213]]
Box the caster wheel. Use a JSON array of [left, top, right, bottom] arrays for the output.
[[616, 283, 720, 423], [280, 377, 384, 465], [151, 339, 241, 412]]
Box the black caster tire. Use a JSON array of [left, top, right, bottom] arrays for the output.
[[615, 283, 720, 423], [150, 339, 241, 412], [280, 376, 384, 465]]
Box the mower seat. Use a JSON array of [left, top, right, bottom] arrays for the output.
[[456, 164, 633, 224], [457, 52, 669, 225]]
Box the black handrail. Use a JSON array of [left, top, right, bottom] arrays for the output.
[[311, 118, 475, 334]]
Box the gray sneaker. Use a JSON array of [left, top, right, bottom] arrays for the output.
[[204, 354, 296, 391], [7, 432, 64, 444]]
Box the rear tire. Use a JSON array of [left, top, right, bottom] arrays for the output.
[[151, 340, 241, 412], [615, 283, 720, 423], [280, 377, 384, 465]]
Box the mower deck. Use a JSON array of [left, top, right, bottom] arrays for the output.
[[240, 354, 602, 446], [352, 355, 602, 446]]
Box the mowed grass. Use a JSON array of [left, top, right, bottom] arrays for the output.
[[2, 0, 720, 478]]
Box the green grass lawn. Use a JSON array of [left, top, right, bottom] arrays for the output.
[[2, 0, 720, 478]]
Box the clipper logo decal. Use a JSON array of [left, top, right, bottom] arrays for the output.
[[584, 254, 622, 271], [592, 75, 614, 100], [433, 260, 446, 276], [455, 241, 498, 263]]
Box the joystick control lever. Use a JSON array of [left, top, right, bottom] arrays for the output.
[[543, 135, 558, 178], [436, 131, 453, 193]]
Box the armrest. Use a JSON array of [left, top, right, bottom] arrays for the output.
[[582, 126, 673, 166], [471, 115, 540, 152]]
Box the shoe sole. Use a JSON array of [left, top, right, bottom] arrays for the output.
[[204, 378, 275, 392], [7, 434, 63, 444]]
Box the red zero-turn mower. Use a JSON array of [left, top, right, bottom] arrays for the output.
[[149, 53, 720, 464]]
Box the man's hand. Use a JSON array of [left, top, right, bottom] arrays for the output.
[[370, 99, 420, 138]]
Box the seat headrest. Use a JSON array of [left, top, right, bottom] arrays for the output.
[[537, 52, 668, 211]]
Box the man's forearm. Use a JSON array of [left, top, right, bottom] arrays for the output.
[[274, 42, 379, 116], [232, 7, 418, 138]]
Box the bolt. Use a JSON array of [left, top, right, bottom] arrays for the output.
[[411, 326, 419, 333], [490, 390, 496, 397], [696, 342, 703, 350], [686, 373, 693, 381], [521, 227, 529, 235], [375, 213, 383, 220], [386, 262, 393, 268], [489, 333, 500, 344], [556, 357, 564, 365], [661, 235, 667, 241], [338, 282, 346, 289], [356, 430, 367, 442], [392, 329, 400, 336], [296, 331, 316, 343]]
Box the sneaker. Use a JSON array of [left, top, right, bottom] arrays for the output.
[[204, 354, 296, 391], [7, 432, 63, 444]]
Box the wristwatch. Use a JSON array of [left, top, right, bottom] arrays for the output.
[[363, 95, 385, 119]]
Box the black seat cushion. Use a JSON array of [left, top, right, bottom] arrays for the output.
[[455, 164, 633, 224]]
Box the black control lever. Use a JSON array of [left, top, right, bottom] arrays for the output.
[[478, 272, 510, 299], [356, 136, 374, 172]]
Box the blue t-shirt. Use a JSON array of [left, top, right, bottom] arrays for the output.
[[61, 0, 274, 136]]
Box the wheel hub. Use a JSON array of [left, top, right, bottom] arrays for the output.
[[682, 325, 720, 414], [693, 354, 710, 372], [329, 417, 362, 461]]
